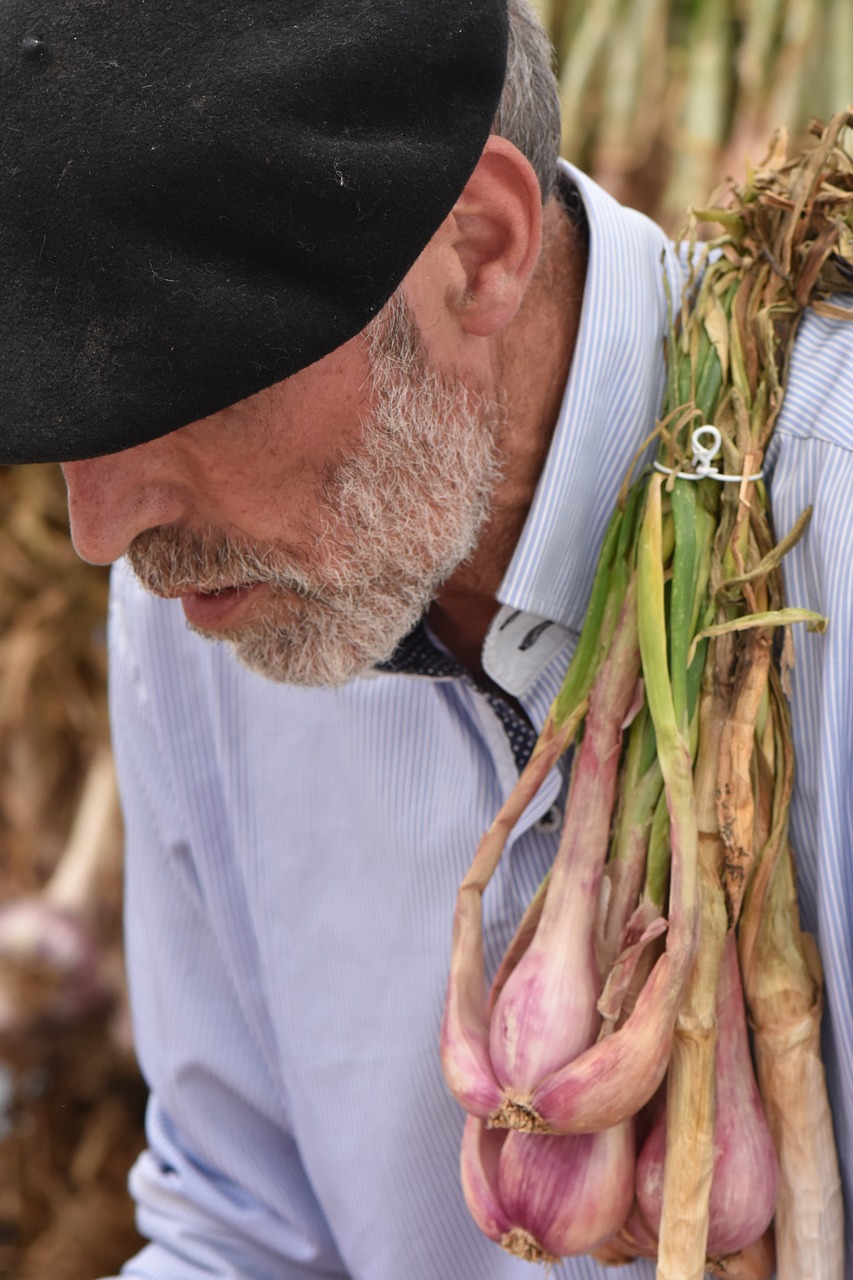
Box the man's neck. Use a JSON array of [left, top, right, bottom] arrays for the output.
[[427, 196, 588, 678]]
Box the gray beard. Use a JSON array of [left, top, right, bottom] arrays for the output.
[[126, 295, 504, 687]]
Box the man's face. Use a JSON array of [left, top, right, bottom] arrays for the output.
[[64, 295, 504, 686]]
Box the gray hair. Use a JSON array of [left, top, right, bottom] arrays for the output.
[[493, 0, 562, 203]]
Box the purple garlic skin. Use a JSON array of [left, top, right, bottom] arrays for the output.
[[635, 933, 778, 1257], [488, 898, 601, 1096], [461, 1113, 635, 1263]]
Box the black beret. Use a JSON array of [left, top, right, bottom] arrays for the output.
[[0, 0, 508, 464]]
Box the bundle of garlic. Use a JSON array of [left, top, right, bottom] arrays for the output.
[[441, 111, 853, 1277]]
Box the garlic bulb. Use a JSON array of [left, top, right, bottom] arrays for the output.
[[461, 1113, 634, 1262], [636, 932, 777, 1257]]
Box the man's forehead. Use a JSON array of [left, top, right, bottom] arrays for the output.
[[0, 0, 508, 466]]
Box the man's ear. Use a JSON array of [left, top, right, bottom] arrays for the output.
[[448, 135, 544, 338]]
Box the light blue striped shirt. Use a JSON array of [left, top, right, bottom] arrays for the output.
[[107, 163, 853, 1279]]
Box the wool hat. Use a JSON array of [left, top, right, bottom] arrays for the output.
[[0, 0, 508, 464]]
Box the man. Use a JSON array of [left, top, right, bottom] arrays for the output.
[[2, 1, 852, 1276]]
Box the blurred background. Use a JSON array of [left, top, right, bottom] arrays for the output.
[[0, 1, 850, 1275]]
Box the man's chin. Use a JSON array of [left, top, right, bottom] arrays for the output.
[[189, 613, 413, 689], [171, 565, 439, 688]]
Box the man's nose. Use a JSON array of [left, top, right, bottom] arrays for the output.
[[61, 446, 188, 565]]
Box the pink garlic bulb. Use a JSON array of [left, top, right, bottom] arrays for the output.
[[635, 932, 778, 1257], [461, 1113, 635, 1263]]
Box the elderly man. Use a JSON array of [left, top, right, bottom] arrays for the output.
[[2, 0, 852, 1276]]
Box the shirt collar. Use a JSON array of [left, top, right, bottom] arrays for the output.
[[483, 162, 682, 695]]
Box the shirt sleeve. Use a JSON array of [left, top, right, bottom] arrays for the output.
[[782, 439, 853, 1218], [113, 1096, 348, 1280], [104, 562, 350, 1280], [767, 303, 853, 1265]]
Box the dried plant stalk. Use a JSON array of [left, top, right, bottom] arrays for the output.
[[738, 671, 844, 1277], [533, 0, 846, 231]]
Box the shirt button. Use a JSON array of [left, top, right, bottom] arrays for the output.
[[536, 804, 562, 834]]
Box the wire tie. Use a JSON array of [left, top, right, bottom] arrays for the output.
[[653, 425, 764, 483]]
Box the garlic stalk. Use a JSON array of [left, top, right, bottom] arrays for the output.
[[596, 704, 662, 986]]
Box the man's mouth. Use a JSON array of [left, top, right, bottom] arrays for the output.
[[178, 582, 264, 630]]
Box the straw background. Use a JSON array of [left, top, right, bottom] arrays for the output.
[[0, 4, 850, 1275]]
